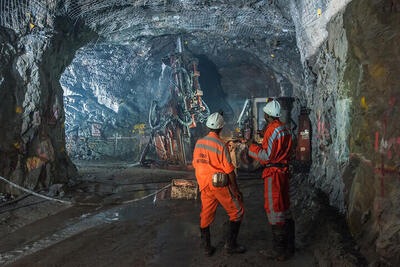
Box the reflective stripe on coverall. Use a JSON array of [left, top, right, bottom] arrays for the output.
[[193, 132, 244, 228], [248, 120, 292, 225]]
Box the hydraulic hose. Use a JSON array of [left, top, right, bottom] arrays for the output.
[[0, 175, 172, 207], [148, 100, 160, 130], [177, 112, 193, 127]]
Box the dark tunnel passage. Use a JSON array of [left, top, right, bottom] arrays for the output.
[[197, 54, 233, 120], [0, 0, 400, 266]]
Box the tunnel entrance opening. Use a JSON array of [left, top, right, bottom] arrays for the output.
[[197, 54, 232, 119], [198, 51, 285, 137]]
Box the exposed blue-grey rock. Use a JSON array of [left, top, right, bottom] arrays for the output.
[[61, 32, 297, 160]]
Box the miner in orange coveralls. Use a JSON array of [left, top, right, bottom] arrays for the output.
[[193, 112, 245, 256], [248, 99, 295, 261]]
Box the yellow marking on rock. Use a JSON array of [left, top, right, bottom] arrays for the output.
[[270, 54, 275, 58], [15, 107, 23, 114], [235, 128, 240, 133], [13, 142, 20, 149], [30, 23, 35, 30], [184, 40, 188, 45], [317, 8, 322, 16], [361, 97, 368, 110]]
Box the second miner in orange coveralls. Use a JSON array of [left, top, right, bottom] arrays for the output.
[[193, 112, 245, 256], [248, 99, 295, 261]]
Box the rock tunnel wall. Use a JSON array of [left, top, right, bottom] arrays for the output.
[[344, 1, 400, 263], [292, 0, 400, 263], [0, 18, 95, 194]]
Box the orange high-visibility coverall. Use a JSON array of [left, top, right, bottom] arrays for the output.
[[249, 120, 292, 225], [193, 132, 244, 228]]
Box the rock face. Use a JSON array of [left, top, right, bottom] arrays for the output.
[[0, 19, 95, 194], [344, 1, 400, 264], [291, 0, 400, 264], [61, 42, 160, 160]]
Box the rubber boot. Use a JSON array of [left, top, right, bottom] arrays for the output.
[[260, 224, 287, 261], [200, 227, 215, 256], [224, 221, 246, 254], [286, 219, 295, 258]]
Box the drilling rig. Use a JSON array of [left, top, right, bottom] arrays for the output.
[[141, 37, 210, 169]]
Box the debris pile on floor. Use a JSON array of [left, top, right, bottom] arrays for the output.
[[0, 193, 14, 204], [171, 179, 198, 200], [290, 173, 367, 266]]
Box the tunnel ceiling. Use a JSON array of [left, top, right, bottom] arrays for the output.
[[60, 0, 303, 87]]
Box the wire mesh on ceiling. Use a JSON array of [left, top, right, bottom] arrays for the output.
[[0, 0, 295, 39], [0, 0, 57, 33], [68, 1, 295, 39]]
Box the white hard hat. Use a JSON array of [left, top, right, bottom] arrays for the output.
[[206, 112, 225, 129], [263, 99, 281, 117]]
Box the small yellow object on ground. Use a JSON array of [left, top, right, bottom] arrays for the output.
[[13, 142, 20, 149]]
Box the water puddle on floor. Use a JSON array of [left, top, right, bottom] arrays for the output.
[[0, 194, 168, 266], [0, 180, 198, 265]]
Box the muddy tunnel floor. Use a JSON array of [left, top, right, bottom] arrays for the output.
[[0, 162, 307, 266], [0, 162, 366, 266]]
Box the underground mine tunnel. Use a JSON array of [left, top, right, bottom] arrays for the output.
[[0, 0, 399, 266]]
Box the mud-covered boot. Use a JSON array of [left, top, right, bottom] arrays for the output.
[[260, 224, 287, 261], [286, 219, 295, 258], [224, 221, 246, 254], [200, 227, 215, 256]]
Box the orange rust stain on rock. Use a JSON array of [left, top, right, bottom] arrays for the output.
[[26, 157, 43, 171]]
